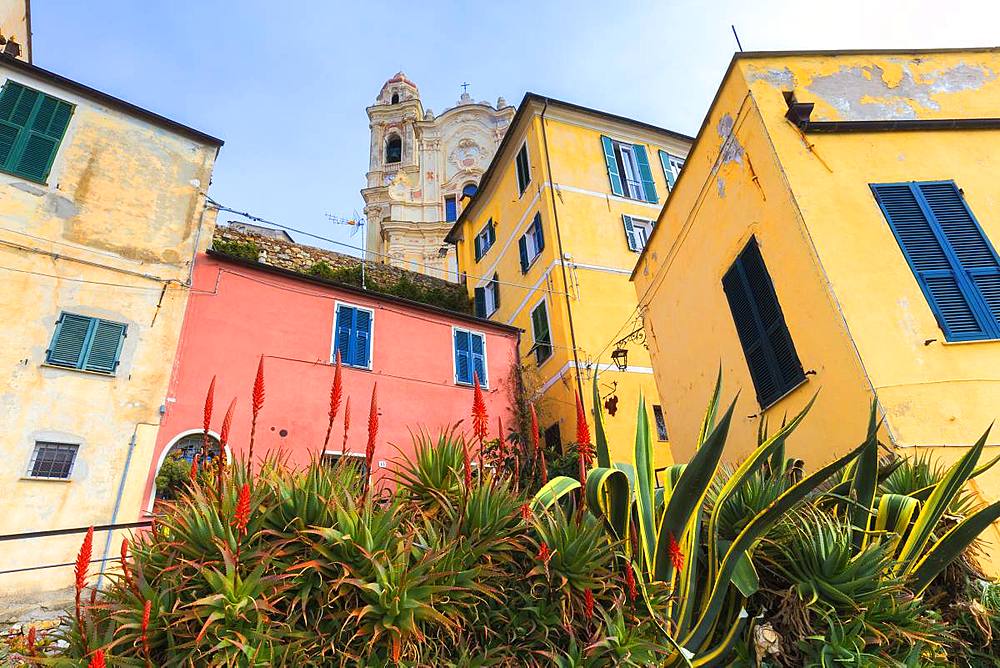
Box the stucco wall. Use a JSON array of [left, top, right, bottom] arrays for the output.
[[0, 62, 219, 615], [141, 253, 521, 511]]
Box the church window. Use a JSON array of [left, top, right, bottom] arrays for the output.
[[391, 92, 399, 104], [462, 183, 478, 200], [385, 134, 402, 164], [445, 195, 457, 222]]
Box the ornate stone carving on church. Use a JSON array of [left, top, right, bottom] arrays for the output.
[[360, 72, 515, 283]]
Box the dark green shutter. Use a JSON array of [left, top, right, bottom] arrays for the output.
[[622, 215, 640, 251], [531, 302, 552, 364], [83, 320, 126, 373], [722, 238, 805, 408], [632, 144, 657, 204], [659, 150, 677, 190], [0, 80, 73, 182], [474, 286, 486, 317], [492, 273, 500, 311], [46, 313, 91, 368], [601, 135, 624, 196], [518, 236, 529, 273]]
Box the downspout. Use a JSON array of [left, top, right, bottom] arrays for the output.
[[96, 425, 140, 589], [540, 100, 586, 405]]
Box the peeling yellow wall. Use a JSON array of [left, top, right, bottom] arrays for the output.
[[454, 99, 689, 465], [634, 49, 1000, 572], [0, 62, 219, 615]]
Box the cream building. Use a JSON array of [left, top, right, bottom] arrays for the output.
[[362, 72, 514, 281]]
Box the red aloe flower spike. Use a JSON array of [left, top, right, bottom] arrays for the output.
[[342, 396, 351, 452], [537, 541, 552, 577], [392, 634, 401, 663], [232, 483, 251, 537], [26, 626, 36, 656], [202, 376, 216, 455], [584, 588, 594, 619], [667, 532, 685, 572], [248, 356, 265, 464], [120, 538, 135, 593], [141, 599, 152, 660], [519, 503, 532, 521], [575, 392, 594, 486], [471, 372, 488, 468], [75, 526, 94, 655], [188, 454, 200, 485], [361, 384, 378, 504], [88, 649, 106, 668], [624, 563, 637, 604], [324, 350, 343, 451], [217, 398, 236, 488]]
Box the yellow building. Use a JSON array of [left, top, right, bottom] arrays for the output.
[[633, 48, 1000, 561], [0, 54, 221, 618], [447, 94, 691, 466]]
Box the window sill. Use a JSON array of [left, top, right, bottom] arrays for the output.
[[456, 380, 490, 391], [939, 337, 1000, 346], [1, 168, 48, 186], [40, 363, 117, 377], [522, 253, 543, 274], [758, 375, 810, 412], [337, 362, 373, 372], [20, 476, 72, 482]]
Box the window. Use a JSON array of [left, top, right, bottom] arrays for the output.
[[600, 135, 657, 203], [445, 195, 457, 222], [462, 183, 478, 200], [623, 214, 654, 252], [515, 143, 531, 195], [166, 433, 221, 464], [0, 81, 73, 183], [543, 423, 561, 453], [722, 237, 805, 409], [475, 273, 500, 318], [26, 442, 78, 479], [454, 328, 487, 386], [518, 213, 545, 273], [871, 181, 1000, 341], [659, 150, 684, 191], [652, 405, 668, 441], [321, 452, 369, 476], [474, 220, 495, 262], [333, 303, 373, 369], [46, 312, 127, 374], [385, 134, 401, 164], [390, 92, 400, 104], [530, 300, 553, 365]]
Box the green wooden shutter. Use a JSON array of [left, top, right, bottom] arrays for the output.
[[659, 150, 677, 190], [531, 302, 552, 364], [0, 81, 26, 164], [0, 81, 73, 182], [632, 144, 657, 204], [492, 273, 500, 311], [83, 319, 127, 373], [474, 286, 486, 317], [622, 214, 640, 251], [46, 313, 92, 368], [601, 135, 624, 196], [518, 235, 529, 273]]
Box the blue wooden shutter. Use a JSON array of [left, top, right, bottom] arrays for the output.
[[454, 329, 472, 384], [632, 144, 658, 204], [871, 182, 1000, 340], [518, 235, 529, 273], [471, 333, 487, 385], [659, 150, 677, 190], [722, 238, 804, 408], [622, 215, 640, 251], [334, 305, 354, 363], [46, 313, 92, 368], [474, 286, 486, 317], [600, 136, 624, 196], [532, 213, 545, 253], [83, 319, 126, 373], [353, 308, 372, 367]]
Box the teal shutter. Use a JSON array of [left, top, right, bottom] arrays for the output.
[[518, 235, 529, 273], [0, 80, 73, 182], [722, 238, 805, 408], [83, 320, 126, 373], [46, 313, 91, 368], [622, 215, 640, 251], [659, 150, 677, 190], [470, 333, 487, 386], [871, 181, 1000, 341], [601, 135, 624, 196], [353, 308, 372, 367], [474, 286, 486, 317], [632, 144, 657, 204], [454, 329, 472, 384]]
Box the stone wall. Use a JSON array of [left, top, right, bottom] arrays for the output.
[[211, 223, 470, 311]]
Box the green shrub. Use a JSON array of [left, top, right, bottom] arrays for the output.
[[211, 238, 259, 261], [153, 454, 190, 501]]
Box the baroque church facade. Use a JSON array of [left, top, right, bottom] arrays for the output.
[[362, 72, 514, 281]]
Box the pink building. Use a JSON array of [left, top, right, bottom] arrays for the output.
[[141, 250, 521, 510]]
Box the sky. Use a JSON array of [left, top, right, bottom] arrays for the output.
[[30, 0, 1000, 255]]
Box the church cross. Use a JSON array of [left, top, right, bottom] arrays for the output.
[[461, 82, 470, 94]]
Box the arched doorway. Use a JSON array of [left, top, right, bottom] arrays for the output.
[[149, 430, 224, 509]]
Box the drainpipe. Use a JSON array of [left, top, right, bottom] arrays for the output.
[[540, 100, 586, 406], [96, 425, 140, 590]]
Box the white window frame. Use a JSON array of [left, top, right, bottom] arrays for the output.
[[332, 301, 376, 371], [484, 278, 499, 317], [631, 217, 654, 251], [523, 216, 543, 268], [321, 450, 371, 484], [530, 298, 553, 366], [452, 326, 489, 388], [616, 143, 646, 201], [25, 441, 80, 481], [475, 220, 495, 261], [667, 155, 684, 185]]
